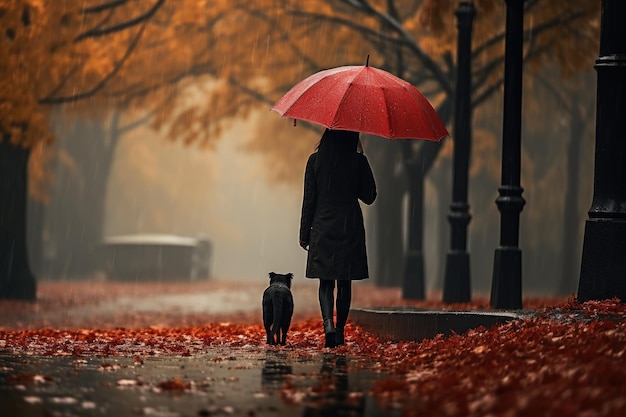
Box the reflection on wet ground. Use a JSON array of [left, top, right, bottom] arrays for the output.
[[0, 348, 398, 417]]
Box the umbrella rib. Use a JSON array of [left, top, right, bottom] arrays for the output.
[[332, 82, 354, 128], [329, 70, 361, 129], [383, 86, 395, 138]]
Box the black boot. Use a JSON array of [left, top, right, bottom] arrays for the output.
[[323, 319, 336, 348], [335, 328, 345, 346], [319, 280, 336, 348], [335, 281, 352, 346]]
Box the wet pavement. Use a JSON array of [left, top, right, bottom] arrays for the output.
[[0, 348, 394, 417], [0, 281, 405, 417], [65, 287, 263, 322], [3, 281, 626, 416], [0, 280, 327, 330]]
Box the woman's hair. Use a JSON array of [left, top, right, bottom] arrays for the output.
[[315, 129, 361, 153], [314, 129, 361, 193]]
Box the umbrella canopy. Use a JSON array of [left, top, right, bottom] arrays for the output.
[[271, 64, 449, 141]]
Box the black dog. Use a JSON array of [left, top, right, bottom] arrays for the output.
[[262, 272, 294, 346]]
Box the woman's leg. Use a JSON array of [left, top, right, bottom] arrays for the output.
[[318, 279, 336, 348], [335, 280, 352, 345]]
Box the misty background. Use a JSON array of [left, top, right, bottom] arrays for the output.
[[32, 110, 311, 283], [28, 65, 596, 297]]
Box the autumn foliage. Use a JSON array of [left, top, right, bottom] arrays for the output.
[[1, 281, 625, 416], [2, 1, 598, 149]]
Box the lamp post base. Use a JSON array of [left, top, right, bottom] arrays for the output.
[[578, 219, 626, 302], [490, 247, 522, 309], [443, 251, 471, 303], [402, 250, 425, 300]]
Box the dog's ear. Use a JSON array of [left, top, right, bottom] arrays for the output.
[[269, 272, 276, 279], [287, 273, 293, 280]]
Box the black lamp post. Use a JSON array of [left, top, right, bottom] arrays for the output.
[[490, 0, 525, 309], [443, 2, 476, 304], [577, 0, 626, 302]]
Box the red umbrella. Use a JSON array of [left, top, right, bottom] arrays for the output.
[[271, 63, 449, 141]]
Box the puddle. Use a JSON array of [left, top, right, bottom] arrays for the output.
[[0, 348, 398, 417]]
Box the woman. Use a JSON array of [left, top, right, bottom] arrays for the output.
[[299, 129, 377, 348]]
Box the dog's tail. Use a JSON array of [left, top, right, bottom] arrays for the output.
[[270, 294, 283, 344]]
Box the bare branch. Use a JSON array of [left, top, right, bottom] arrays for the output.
[[472, 78, 503, 109], [43, 63, 82, 99], [227, 77, 275, 107], [40, 25, 147, 104], [338, 0, 454, 96], [472, 55, 504, 92], [236, 5, 322, 74], [471, 41, 549, 109], [82, 0, 129, 14], [117, 110, 154, 134], [107, 57, 222, 104], [288, 10, 401, 47], [473, 8, 590, 60], [75, 0, 165, 42]]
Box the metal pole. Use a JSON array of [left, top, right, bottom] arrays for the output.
[[443, 2, 476, 304], [578, 0, 626, 302], [490, 0, 525, 309]]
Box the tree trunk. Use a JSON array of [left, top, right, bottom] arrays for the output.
[[559, 100, 585, 294], [0, 139, 36, 300], [432, 156, 452, 292], [403, 159, 426, 299], [402, 140, 446, 299], [27, 197, 45, 277], [401, 99, 452, 298], [46, 115, 118, 278], [367, 138, 407, 287]]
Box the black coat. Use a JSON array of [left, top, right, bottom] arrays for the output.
[[299, 138, 377, 280]]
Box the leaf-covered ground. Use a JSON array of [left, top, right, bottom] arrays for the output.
[[1, 281, 625, 416]]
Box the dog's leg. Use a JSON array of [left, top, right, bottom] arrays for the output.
[[281, 299, 293, 346], [263, 300, 274, 345], [271, 294, 283, 346]]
